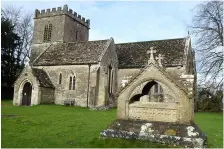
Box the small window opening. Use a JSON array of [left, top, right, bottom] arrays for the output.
[[108, 66, 112, 94], [76, 31, 78, 40], [72, 76, 76, 90], [69, 76, 72, 90], [59, 73, 62, 84], [69, 75, 76, 90]]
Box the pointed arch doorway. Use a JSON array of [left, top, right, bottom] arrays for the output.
[[22, 82, 32, 106]]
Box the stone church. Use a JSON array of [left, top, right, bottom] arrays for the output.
[[13, 5, 196, 111]]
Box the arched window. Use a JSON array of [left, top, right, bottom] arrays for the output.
[[108, 65, 112, 94], [43, 24, 52, 42], [72, 76, 76, 90], [69, 75, 76, 90], [48, 24, 52, 41], [43, 25, 48, 42], [59, 73, 62, 84], [69, 76, 72, 90]]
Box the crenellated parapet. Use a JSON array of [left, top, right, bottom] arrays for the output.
[[34, 4, 90, 28]]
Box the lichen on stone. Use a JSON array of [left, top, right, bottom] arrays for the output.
[[160, 135, 167, 139], [140, 123, 154, 133], [164, 129, 176, 136], [183, 137, 192, 142], [174, 136, 181, 140], [186, 126, 199, 137]]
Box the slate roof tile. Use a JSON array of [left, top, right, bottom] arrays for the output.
[[33, 39, 110, 66], [116, 38, 187, 68], [32, 68, 54, 88]]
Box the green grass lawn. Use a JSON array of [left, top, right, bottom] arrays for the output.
[[194, 111, 223, 148], [1, 100, 223, 148]]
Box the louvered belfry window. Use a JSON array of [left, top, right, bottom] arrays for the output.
[[43, 24, 52, 42], [43, 25, 48, 42], [48, 24, 52, 41]]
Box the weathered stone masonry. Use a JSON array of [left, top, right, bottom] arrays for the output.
[[13, 5, 196, 111]]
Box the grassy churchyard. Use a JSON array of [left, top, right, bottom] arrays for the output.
[[1, 100, 223, 148]]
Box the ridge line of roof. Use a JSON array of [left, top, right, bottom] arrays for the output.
[[32, 44, 52, 66], [98, 38, 113, 62], [115, 37, 187, 45], [62, 39, 110, 44]]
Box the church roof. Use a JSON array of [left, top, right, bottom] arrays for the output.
[[116, 38, 187, 69], [32, 68, 54, 88], [33, 39, 110, 66]]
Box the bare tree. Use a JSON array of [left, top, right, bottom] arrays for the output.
[[2, 5, 33, 67], [189, 1, 223, 89]]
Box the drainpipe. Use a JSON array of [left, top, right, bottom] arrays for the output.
[[87, 64, 91, 107]]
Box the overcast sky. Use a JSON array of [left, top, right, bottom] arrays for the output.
[[2, 0, 201, 43]]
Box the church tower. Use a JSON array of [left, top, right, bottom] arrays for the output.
[[32, 4, 90, 43], [30, 5, 90, 63]]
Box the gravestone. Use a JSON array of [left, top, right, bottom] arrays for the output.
[[100, 47, 206, 148]]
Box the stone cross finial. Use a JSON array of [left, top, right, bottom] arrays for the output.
[[147, 47, 157, 64], [156, 54, 164, 67]]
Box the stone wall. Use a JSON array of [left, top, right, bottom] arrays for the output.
[[64, 15, 89, 42], [33, 15, 66, 44], [165, 66, 195, 96], [179, 74, 195, 119], [89, 65, 100, 106], [40, 87, 54, 104], [34, 64, 116, 107], [34, 65, 90, 107], [165, 67, 186, 79], [117, 69, 141, 90], [98, 39, 118, 106]]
